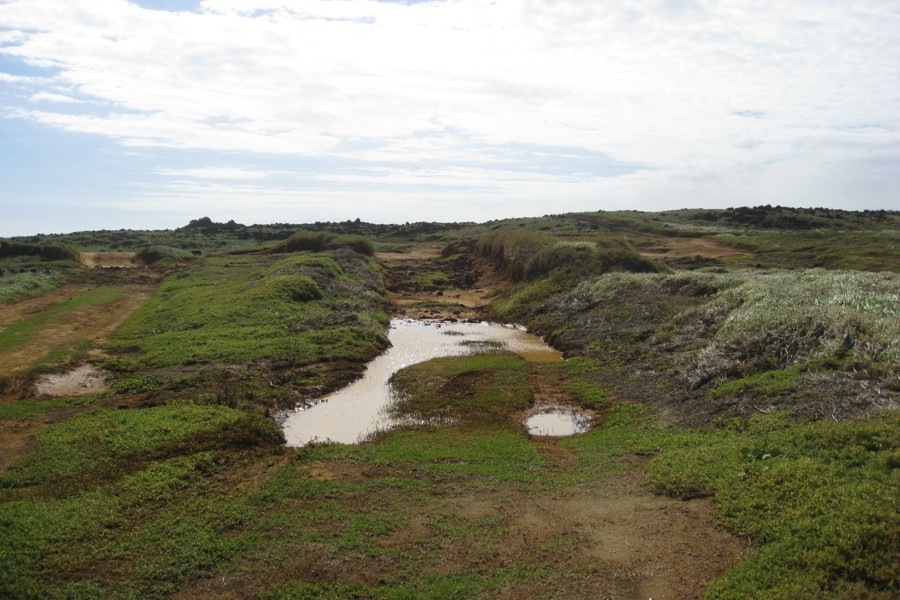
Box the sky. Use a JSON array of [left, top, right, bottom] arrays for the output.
[[1, 0, 899, 236]]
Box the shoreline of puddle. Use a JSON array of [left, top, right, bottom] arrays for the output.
[[282, 318, 593, 446]]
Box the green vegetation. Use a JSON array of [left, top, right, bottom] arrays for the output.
[[0, 397, 74, 420], [1, 209, 897, 598], [4, 391, 891, 598], [110, 375, 160, 394], [512, 269, 899, 420], [475, 229, 662, 320], [648, 413, 899, 598], [0, 271, 66, 304], [475, 229, 660, 284], [389, 353, 532, 426], [274, 230, 376, 256], [0, 403, 261, 487], [0, 240, 77, 262], [413, 270, 453, 291], [31, 338, 94, 370], [109, 251, 387, 369], [135, 245, 197, 265]]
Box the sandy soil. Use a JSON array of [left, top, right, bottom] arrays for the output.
[[76, 251, 138, 268], [34, 364, 107, 396], [638, 237, 747, 259]]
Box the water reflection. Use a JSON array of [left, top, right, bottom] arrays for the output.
[[525, 406, 592, 437], [282, 319, 561, 446]]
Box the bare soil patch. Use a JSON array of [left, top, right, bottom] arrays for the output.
[[34, 364, 107, 396], [0, 282, 93, 327], [495, 466, 748, 599], [0, 418, 40, 473], [379, 244, 503, 321], [375, 244, 444, 263], [0, 278, 157, 375], [76, 251, 138, 268], [386, 288, 495, 320]]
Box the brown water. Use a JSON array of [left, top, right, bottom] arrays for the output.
[[525, 406, 592, 436], [282, 318, 562, 446]]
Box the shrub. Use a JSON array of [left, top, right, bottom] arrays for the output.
[[681, 270, 900, 388], [276, 231, 375, 256], [0, 241, 77, 261], [0, 271, 65, 304], [111, 375, 160, 394], [475, 229, 660, 283], [135, 245, 196, 265]]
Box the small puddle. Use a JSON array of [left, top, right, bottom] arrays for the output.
[[525, 406, 592, 437], [282, 319, 561, 446]]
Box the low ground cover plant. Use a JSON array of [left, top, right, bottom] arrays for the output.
[[0, 271, 65, 304], [647, 412, 899, 598], [109, 251, 388, 369]]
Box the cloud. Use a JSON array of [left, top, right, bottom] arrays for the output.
[[1, 0, 899, 226], [155, 167, 272, 179], [29, 92, 80, 103]]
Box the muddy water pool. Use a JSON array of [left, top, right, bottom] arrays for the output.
[[282, 319, 562, 446], [525, 406, 592, 436]]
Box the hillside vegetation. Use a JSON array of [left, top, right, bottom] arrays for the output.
[[0, 208, 897, 599]]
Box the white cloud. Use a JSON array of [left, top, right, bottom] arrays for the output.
[[29, 92, 80, 103], [1, 0, 899, 221], [154, 167, 273, 179]]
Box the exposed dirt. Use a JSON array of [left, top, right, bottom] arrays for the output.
[[34, 364, 107, 396], [0, 418, 41, 473], [378, 245, 503, 321], [0, 271, 159, 375], [637, 237, 748, 259], [494, 467, 748, 599], [76, 251, 138, 268], [0, 269, 161, 473]]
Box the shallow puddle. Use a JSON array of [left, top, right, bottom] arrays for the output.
[[282, 319, 561, 446], [525, 406, 591, 437]]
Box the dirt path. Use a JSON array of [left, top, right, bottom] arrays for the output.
[[180, 448, 747, 600], [0, 281, 156, 375], [0, 270, 161, 473]]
